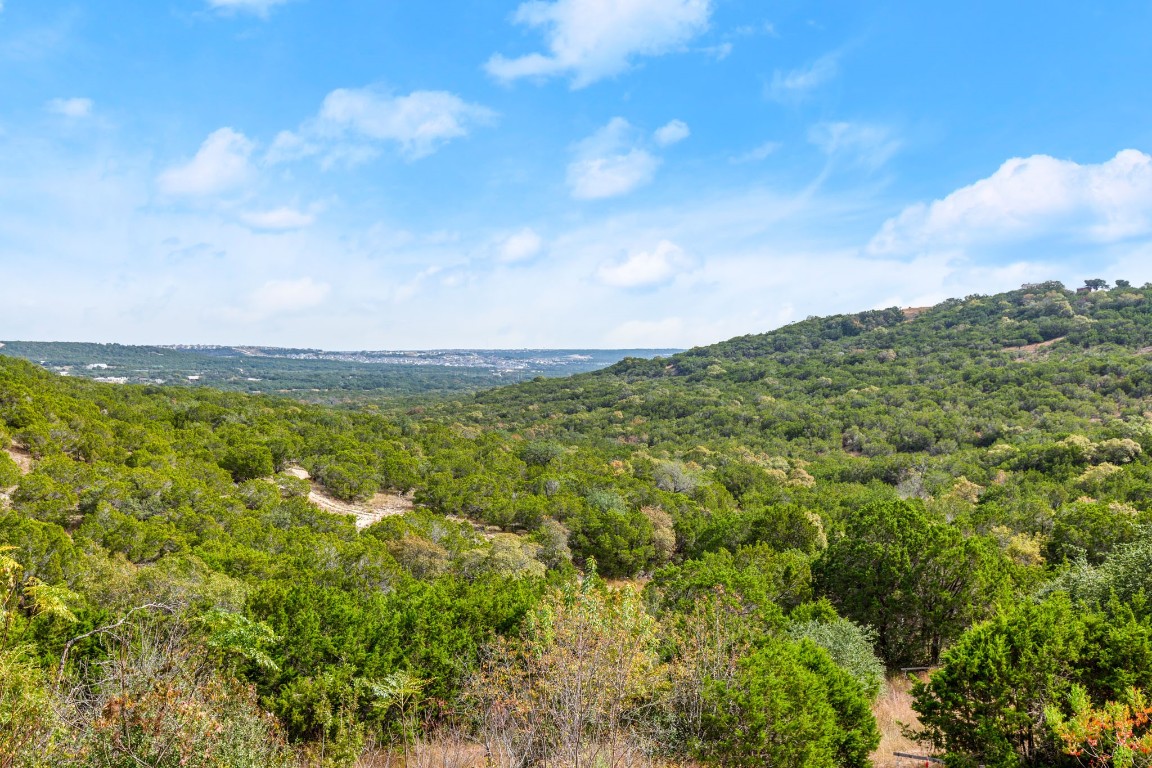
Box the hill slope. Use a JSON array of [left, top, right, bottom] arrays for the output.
[[2, 280, 1152, 767]]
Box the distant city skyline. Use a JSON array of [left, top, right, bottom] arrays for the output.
[[1, 1, 1151, 348]]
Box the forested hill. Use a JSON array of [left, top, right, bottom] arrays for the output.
[[4, 279, 1152, 767], [463, 280, 1152, 458]]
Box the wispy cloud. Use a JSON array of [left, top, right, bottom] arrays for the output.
[[497, 228, 544, 263], [731, 140, 782, 164], [46, 97, 93, 118], [206, 0, 292, 18], [157, 128, 256, 197], [247, 277, 330, 317], [269, 87, 496, 165], [809, 121, 900, 170], [567, 118, 662, 200], [486, 0, 713, 88], [239, 206, 316, 231], [870, 149, 1152, 256], [769, 53, 839, 101]]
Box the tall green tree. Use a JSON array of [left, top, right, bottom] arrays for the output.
[[814, 499, 1010, 665]]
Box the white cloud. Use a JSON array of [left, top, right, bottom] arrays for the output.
[[769, 53, 839, 100], [809, 121, 900, 170], [701, 42, 732, 60], [596, 239, 695, 288], [604, 317, 686, 347], [249, 277, 331, 316], [870, 149, 1152, 255], [497, 228, 544, 263], [731, 140, 781, 164], [157, 128, 255, 197], [654, 119, 690, 147], [271, 88, 496, 164], [46, 97, 93, 118], [239, 207, 315, 231], [207, 0, 290, 18], [567, 117, 661, 200], [486, 0, 713, 88]]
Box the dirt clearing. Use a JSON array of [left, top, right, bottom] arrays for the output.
[[285, 466, 414, 529]]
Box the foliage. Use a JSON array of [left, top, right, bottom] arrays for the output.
[[468, 581, 663, 767], [1048, 685, 1152, 768], [4, 283, 1152, 762], [814, 499, 1010, 666], [0, 644, 57, 767], [698, 638, 842, 768], [787, 604, 886, 699]]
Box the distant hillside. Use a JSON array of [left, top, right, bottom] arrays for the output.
[[453, 279, 1152, 459], [0, 341, 679, 400]]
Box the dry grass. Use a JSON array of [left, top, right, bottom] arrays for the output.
[[871, 673, 938, 768], [352, 737, 487, 768], [348, 742, 694, 768]]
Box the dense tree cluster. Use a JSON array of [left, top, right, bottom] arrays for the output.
[[2, 281, 1152, 765]]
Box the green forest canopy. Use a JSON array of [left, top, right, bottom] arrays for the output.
[[3, 279, 1152, 767]]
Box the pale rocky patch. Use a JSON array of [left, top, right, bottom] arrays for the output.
[[285, 465, 413, 529], [5, 444, 33, 475]]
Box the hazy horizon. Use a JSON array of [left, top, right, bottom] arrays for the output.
[[2, 1, 1151, 349]]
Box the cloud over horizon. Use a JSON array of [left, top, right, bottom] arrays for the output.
[[596, 239, 695, 288], [870, 149, 1152, 256]]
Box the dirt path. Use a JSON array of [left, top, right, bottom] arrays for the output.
[[285, 466, 413, 529], [1010, 336, 1067, 355], [2, 444, 33, 506], [4, 444, 33, 475]]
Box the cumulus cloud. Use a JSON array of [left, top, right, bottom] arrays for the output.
[[654, 119, 690, 147], [206, 0, 291, 17], [567, 117, 661, 200], [596, 239, 695, 288], [497, 227, 544, 263], [809, 121, 900, 170], [769, 53, 839, 101], [157, 128, 255, 197], [239, 207, 315, 231], [46, 97, 93, 118], [249, 277, 330, 316], [270, 87, 495, 164], [870, 149, 1152, 255], [486, 0, 713, 88]]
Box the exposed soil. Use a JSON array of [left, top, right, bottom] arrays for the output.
[[1009, 336, 1067, 355], [286, 466, 414, 529], [4, 444, 33, 475], [902, 307, 930, 320]]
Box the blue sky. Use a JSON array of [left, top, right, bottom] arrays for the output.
[[2, 1, 1152, 348]]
